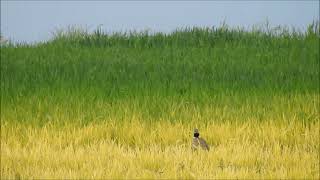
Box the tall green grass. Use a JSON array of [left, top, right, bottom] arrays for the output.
[[1, 23, 319, 126]]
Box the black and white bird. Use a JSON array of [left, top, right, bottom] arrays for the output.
[[192, 129, 210, 151]]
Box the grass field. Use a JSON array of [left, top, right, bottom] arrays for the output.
[[1, 23, 319, 179]]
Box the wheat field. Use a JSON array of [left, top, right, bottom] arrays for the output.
[[2, 120, 319, 179], [1, 24, 319, 179]]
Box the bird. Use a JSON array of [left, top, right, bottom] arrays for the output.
[[191, 129, 210, 151]]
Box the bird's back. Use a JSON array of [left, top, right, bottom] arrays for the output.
[[198, 137, 210, 151], [192, 137, 209, 151]]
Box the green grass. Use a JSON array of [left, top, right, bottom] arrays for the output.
[[1, 23, 319, 178], [1, 24, 319, 125]]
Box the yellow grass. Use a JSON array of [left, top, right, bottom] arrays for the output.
[[1, 120, 319, 179]]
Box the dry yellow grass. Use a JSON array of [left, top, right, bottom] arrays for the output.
[[1, 120, 319, 179]]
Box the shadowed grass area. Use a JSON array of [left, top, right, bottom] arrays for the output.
[[1, 23, 319, 179]]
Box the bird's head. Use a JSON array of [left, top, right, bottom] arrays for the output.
[[194, 129, 200, 138]]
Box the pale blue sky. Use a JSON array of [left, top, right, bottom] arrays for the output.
[[1, 1, 319, 43]]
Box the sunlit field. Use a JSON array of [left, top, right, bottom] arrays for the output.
[[1, 23, 319, 179]]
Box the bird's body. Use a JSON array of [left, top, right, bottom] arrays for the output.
[[191, 129, 210, 151]]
